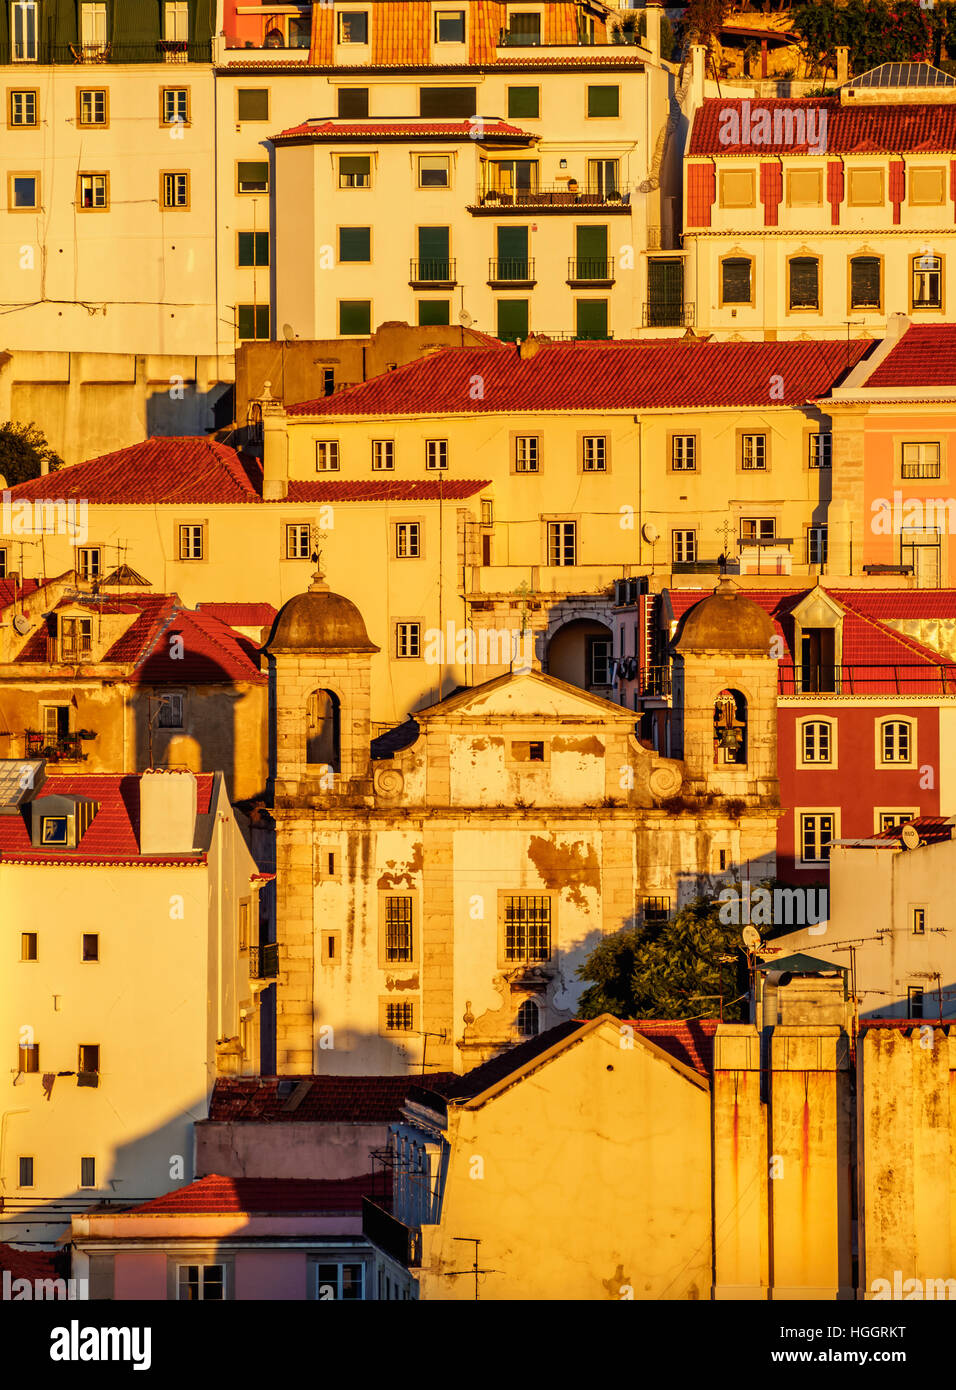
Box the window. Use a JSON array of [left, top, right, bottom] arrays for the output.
[[809, 433, 831, 469], [77, 546, 101, 580], [671, 435, 696, 471], [164, 1, 188, 41], [18, 1042, 38, 1072], [339, 300, 371, 335], [418, 155, 450, 188], [18, 1157, 34, 1187], [847, 168, 883, 206], [672, 529, 696, 563], [395, 622, 421, 658], [78, 88, 107, 125], [41, 814, 68, 843], [508, 11, 541, 44], [720, 256, 753, 305], [316, 441, 340, 472], [548, 521, 576, 567], [338, 226, 370, 263], [316, 1263, 364, 1300], [81, 2, 107, 45], [237, 231, 269, 266], [9, 89, 36, 125], [481, 497, 493, 526], [384, 896, 413, 963], [338, 10, 368, 43], [80, 1156, 96, 1188], [878, 812, 916, 832], [643, 897, 670, 927], [801, 813, 834, 864], [420, 86, 477, 118], [78, 173, 108, 210], [740, 434, 766, 470], [912, 253, 943, 310], [162, 172, 188, 208], [323, 369, 335, 396], [237, 88, 269, 122], [289, 15, 310, 47], [78, 1044, 99, 1074], [20, 932, 37, 961], [508, 86, 539, 119], [911, 906, 927, 936], [11, 0, 38, 60], [60, 616, 92, 660], [787, 168, 822, 206], [587, 85, 619, 118], [910, 168, 945, 206], [435, 9, 465, 42], [719, 170, 754, 207], [162, 88, 188, 125], [587, 159, 619, 196], [740, 517, 775, 542], [178, 1264, 225, 1301], [0, 548, 5, 579], [82, 933, 99, 961], [514, 436, 538, 472], [516, 999, 539, 1037], [788, 257, 819, 310], [237, 305, 269, 340], [880, 719, 912, 765], [418, 300, 450, 326], [337, 87, 368, 118], [415, 225, 451, 281], [286, 523, 310, 559], [802, 720, 831, 764], [338, 155, 370, 189], [157, 694, 183, 728], [901, 442, 941, 480], [178, 524, 204, 560], [497, 299, 529, 343], [908, 987, 924, 1019], [425, 439, 447, 471], [588, 634, 611, 686], [384, 1001, 414, 1032], [503, 895, 551, 962], [582, 436, 606, 471], [372, 440, 394, 471], [237, 161, 268, 194], [808, 525, 828, 566], [395, 522, 421, 558], [10, 173, 38, 209], [850, 255, 881, 311], [238, 900, 249, 951]]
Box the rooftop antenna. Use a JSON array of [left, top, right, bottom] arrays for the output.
[[445, 1238, 501, 1301]]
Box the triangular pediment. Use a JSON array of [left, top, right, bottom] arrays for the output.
[[791, 586, 845, 629], [416, 669, 637, 725]]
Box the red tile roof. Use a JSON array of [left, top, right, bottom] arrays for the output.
[[0, 1243, 67, 1282], [286, 479, 490, 502], [0, 579, 39, 605], [207, 1074, 457, 1123], [223, 58, 646, 72], [866, 325, 956, 388], [0, 773, 213, 866], [5, 439, 261, 506], [288, 340, 871, 417], [627, 1019, 719, 1078], [197, 602, 278, 627], [873, 816, 953, 844], [123, 1173, 385, 1215], [273, 117, 534, 142], [689, 98, 956, 155]]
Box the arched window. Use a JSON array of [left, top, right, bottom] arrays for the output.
[[516, 999, 539, 1038], [306, 689, 340, 770], [802, 720, 832, 765], [714, 689, 747, 765], [879, 719, 913, 766]]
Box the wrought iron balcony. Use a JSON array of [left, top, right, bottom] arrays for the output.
[[488, 257, 536, 285], [24, 731, 93, 762], [471, 186, 630, 212], [250, 943, 279, 979], [643, 302, 695, 328], [362, 1198, 422, 1267], [567, 256, 615, 285], [777, 664, 956, 696], [409, 258, 456, 287], [38, 40, 213, 63]]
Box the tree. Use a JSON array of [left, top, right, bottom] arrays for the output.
[[575, 896, 747, 1022], [0, 421, 64, 486], [793, 0, 934, 77]]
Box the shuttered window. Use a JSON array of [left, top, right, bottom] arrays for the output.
[[237, 89, 269, 121], [337, 87, 368, 118], [507, 86, 539, 118], [788, 257, 819, 309], [721, 257, 752, 305], [587, 85, 619, 117], [237, 232, 269, 267], [850, 256, 881, 310], [339, 300, 371, 334], [497, 299, 528, 342], [237, 161, 268, 193], [576, 299, 608, 340], [419, 86, 476, 117], [339, 226, 371, 262]]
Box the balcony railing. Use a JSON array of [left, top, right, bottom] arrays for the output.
[[488, 257, 536, 284], [640, 666, 672, 698], [471, 186, 630, 211], [409, 258, 456, 286], [250, 943, 279, 979], [35, 40, 213, 63], [643, 302, 695, 328], [363, 1198, 422, 1267], [777, 664, 956, 696], [498, 27, 542, 46], [568, 256, 615, 284], [24, 731, 92, 762]]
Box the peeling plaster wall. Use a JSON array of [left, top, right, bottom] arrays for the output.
[[195, 1120, 388, 1181]]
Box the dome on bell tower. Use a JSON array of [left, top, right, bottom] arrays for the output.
[[674, 579, 774, 656], [266, 572, 380, 654]]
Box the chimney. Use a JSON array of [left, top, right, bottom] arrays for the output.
[[643, 1, 662, 64], [139, 768, 198, 856], [836, 46, 849, 85], [40, 457, 49, 476], [259, 380, 289, 501], [689, 43, 706, 109], [518, 336, 547, 360]]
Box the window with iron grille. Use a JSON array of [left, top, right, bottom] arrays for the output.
[[425, 439, 447, 470], [286, 523, 310, 559], [802, 720, 831, 763], [901, 442, 941, 479], [178, 524, 204, 560], [548, 521, 576, 566], [642, 896, 669, 927], [672, 435, 696, 470], [396, 522, 421, 558], [801, 813, 834, 863], [582, 436, 606, 471], [316, 441, 340, 472], [384, 896, 413, 963], [514, 436, 539, 472], [395, 622, 421, 658], [740, 434, 766, 470], [372, 440, 394, 470], [503, 895, 551, 962], [881, 720, 911, 763], [385, 1001, 415, 1031], [672, 529, 696, 563]]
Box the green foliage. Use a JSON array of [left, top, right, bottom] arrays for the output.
[[0, 421, 64, 486], [792, 0, 937, 74], [681, 0, 731, 49], [576, 896, 746, 1022]]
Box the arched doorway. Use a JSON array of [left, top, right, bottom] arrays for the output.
[[547, 618, 612, 694], [306, 689, 340, 770]]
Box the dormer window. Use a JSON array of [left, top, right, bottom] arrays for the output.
[[30, 794, 99, 849], [338, 10, 368, 44], [60, 616, 92, 661]]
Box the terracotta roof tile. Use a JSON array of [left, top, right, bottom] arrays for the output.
[[286, 479, 490, 502], [274, 117, 533, 141], [0, 1243, 68, 1282], [196, 603, 278, 627], [866, 325, 956, 388], [206, 1074, 456, 1123], [6, 439, 261, 506], [689, 98, 956, 156], [123, 1173, 386, 1215]]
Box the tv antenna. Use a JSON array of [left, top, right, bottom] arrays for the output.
[[444, 1238, 500, 1301]]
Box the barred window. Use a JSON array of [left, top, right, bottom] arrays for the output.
[[384, 896, 413, 964], [788, 256, 819, 310], [642, 896, 669, 927], [503, 895, 551, 962], [385, 1001, 415, 1032], [901, 442, 940, 479]]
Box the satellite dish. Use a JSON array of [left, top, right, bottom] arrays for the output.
[[902, 823, 922, 850], [742, 925, 761, 950], [12, 614, 31, 636], [642, 522, 659, 544], [458, 310, 474, 328], [282, 323, 295, 341]]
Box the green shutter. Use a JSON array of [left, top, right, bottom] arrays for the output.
[[575, 225, 607, 278], [340, 300, 371, 335], [238, 305, 269, 340], [497, 300, 529, 343], [237, 89, 269, 121], [587, 85, 619, 117], [338, 87, 369, 118], [576, 300, 608, 340], [418, 300, 450, 326], [496, 226, 529, 280], [507, 86, 539, 118], [339, 226, 371, 262], [420, 86, 477, 117], [238, 232, 269, 267], [417, 226, 450, 280]]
